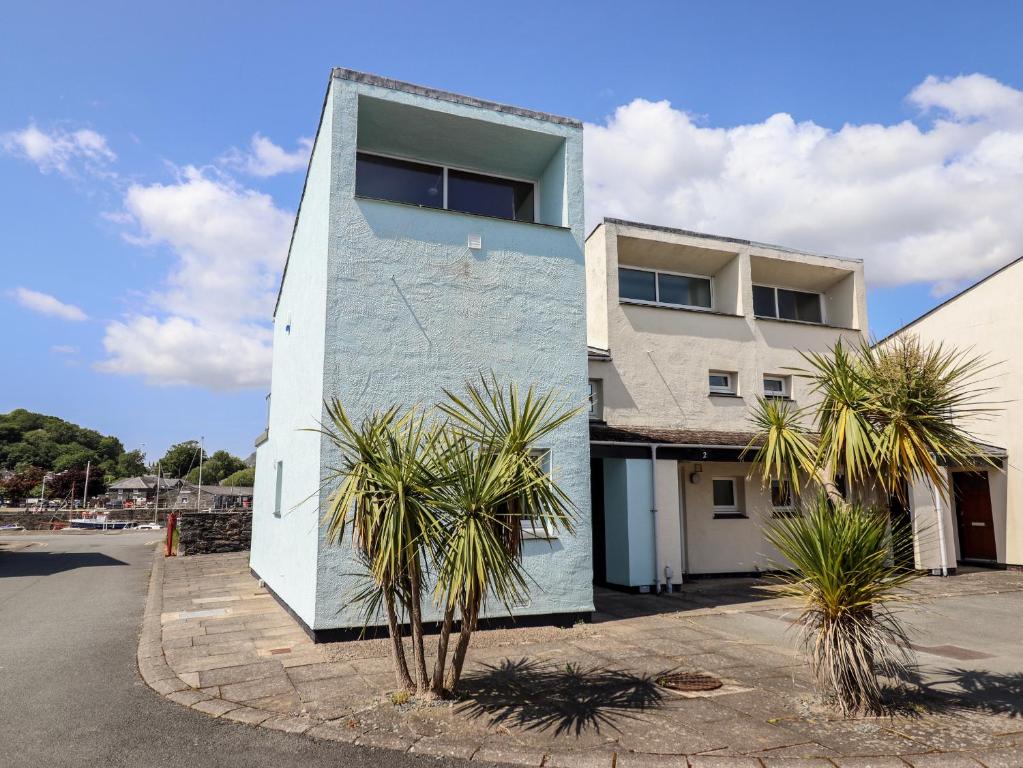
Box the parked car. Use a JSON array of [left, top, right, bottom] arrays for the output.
[[136, 522, 162, 530]]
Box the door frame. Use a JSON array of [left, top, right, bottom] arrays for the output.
[[952, 470, 998, 562]]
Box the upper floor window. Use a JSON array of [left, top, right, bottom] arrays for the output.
[[763, 375, 790, 398], [619, 267, 712, 310], [753, 285, 823, 324], [588, 379, 604, 421], [708, 371, 737, 395], [355, 152, 535, 223]]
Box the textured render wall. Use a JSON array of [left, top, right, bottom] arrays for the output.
[[892, 260, 1021, 567], [313, 77, 591, 630], [249, 87, 334, 628], [584, 227, 609, 351], [681, 461, 784, 574], [178, 511, 252, 555], [593, 225, 867, 434]]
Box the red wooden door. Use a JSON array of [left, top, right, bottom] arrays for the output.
[[953, 472, 997, 561]]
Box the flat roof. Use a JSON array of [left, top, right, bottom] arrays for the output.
[[332, 67, 581, 128], [589, 217, 861, 264]]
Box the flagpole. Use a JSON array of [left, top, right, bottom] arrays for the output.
[[154, 461, 161, 524], [82, 460, 90, 510], [197, 437, 204, 512]]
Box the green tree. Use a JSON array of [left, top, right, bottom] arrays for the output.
[[220, 467, 255, 487], [158, 441, 205, 479], [746, 335, 996, 713], [114, 449, 147, 478], [183, 450, 246, 484]]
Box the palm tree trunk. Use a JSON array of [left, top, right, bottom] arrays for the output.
[[384, 591, 413, 691], [431, 601, 456, 696], [407, 568, 430, 695], [445, 597, 478, 692]]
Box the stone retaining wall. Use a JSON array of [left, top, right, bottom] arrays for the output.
[[176, 511, 252, 556]]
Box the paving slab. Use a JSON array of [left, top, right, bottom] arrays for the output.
[[140, 550, 1023, 768]]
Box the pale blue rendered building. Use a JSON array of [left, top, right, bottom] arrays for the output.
[[251, 68, 592, 639]]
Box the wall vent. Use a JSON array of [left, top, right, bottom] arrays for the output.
[[467, 233, 482, 250]]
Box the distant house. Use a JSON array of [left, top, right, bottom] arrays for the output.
[[108, 475, 183, 505], [173, 483, 253, 510]]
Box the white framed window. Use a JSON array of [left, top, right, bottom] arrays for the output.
[[619, 266, 713, 310], [763, 375, 789, 398], [355, 151, 537, 224], [709, 371, 737, 395], [522, 448, 556, 540], [588, 379, 604, 421], [712, 477, 742, 515], [753, 284, 824, 324]]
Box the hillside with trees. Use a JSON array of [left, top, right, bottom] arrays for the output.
[[0, 409, 146, 505]]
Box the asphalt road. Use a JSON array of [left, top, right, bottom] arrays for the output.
[[0, 531, 473, 768]]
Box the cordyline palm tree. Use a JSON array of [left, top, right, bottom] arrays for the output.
[[435, 376, 579, 692], [320, 402, 442, 693], [745, 334, 997, 713], [320, 375, 579, 699]]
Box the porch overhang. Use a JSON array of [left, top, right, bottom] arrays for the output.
[[589, 423, 762, 461]]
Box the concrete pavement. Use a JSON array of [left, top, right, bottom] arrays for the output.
[[0, 531, 476, 768], [142, 549, 1023, 766]]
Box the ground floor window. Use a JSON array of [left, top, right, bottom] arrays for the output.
[[712, 477, 744, 518]]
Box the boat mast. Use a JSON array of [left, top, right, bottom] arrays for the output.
[[82, 460, 90, 511], [154, 460, 161, 524], [197, 437, 204, 512]]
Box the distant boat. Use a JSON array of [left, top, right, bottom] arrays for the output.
[[69, 516, 137, 531]]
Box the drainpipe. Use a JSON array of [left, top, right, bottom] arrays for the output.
[[932, 479, 950, 577], [650, 444, 660, 593]]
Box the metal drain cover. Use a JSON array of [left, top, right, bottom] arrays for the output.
[[657, 672, 723, 692]]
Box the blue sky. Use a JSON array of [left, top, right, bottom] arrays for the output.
[[2, 1, 1022, 460]]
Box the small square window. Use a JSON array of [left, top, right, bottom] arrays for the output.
[[771, 479, 799, 517], [709, 371, 736, 395], [712, 478, 738, 511], [763, 376, 788, 398], [588, 379, 604, 420]]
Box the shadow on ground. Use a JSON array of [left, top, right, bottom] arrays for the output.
[[898, 667, 1023, 719], [456, 657, 668, 736], [593, 582, 784, 621], [0, 550, 128, 577]]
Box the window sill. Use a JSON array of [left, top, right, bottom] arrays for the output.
[[763, 395, 793, 402], [709, 392, 742, 399], [713, 512, 748, 520], [755, 315, 859, 332], [620, 299, 741, 318], [522, 529, 559, 541], [354, 194, 571, 231]]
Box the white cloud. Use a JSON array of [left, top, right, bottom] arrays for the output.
[[97, 166, 292, 390], [11, 287, 88, 321], [51, 345, 78, 355], [0, 124, 116, 176], [584, 73, 1023, 294], [221, 133, 313, 177]]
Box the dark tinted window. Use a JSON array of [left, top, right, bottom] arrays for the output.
[[712, 479, 736, 508], [355, 153, 443, 208], [658, 273, 712, 308], [753, 285, 777, 317], [777, 289, 822, 323], [447, 169, 535, 222], [618, 268, 656, 302]]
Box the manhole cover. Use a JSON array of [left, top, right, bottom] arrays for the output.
[[656, 672, 723, 692]]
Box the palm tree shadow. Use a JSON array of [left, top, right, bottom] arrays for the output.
[[456, 658, 667, 737], [894, 667, 1023, 718]]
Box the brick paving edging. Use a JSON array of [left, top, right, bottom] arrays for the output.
[[137, 550, 1023, 768]]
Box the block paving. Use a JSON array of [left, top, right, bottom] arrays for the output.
[[137, 551, 1023, 766]]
